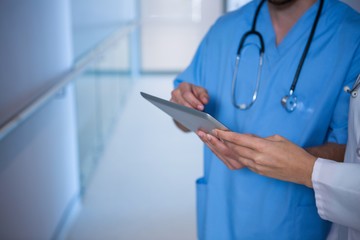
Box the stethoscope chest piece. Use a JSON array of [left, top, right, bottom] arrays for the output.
[[281, 91, 297, 112]]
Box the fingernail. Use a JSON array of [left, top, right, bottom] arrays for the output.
[[197, 105, 204, 111], [212, 129, 217, 136], [207, 134, 212, 141]]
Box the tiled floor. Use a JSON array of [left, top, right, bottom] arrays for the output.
[[67, 76, 203, 240]]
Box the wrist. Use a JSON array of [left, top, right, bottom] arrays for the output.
[[304, 155, 317, 188]]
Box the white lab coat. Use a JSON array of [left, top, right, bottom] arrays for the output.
[[312, 79, 360, 240]]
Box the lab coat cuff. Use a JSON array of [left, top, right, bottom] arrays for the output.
[[312, 158, 332, 221]]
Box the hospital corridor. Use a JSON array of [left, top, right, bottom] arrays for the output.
[[66, 76, 203, 240], [0, 0, 359, 240]]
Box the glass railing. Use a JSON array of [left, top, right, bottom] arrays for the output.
[[73, 22, 137, 193], [0, 22, 138, 194], [74, 31, 133, 191]]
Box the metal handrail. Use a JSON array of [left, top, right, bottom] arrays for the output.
[[0, 22, 138, 141]]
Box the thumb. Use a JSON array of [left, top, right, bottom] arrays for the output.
[[192, 85, 209, 104]]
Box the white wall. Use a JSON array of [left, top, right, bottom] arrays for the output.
[[226, 0, 251, 12], [0, 0, 73, 126], [0, 0, 79, 239], [71, 0, 137, 59], [140, 0, 223, 72]]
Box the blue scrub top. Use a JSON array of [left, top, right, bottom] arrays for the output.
[[174, 0, 360, 239]]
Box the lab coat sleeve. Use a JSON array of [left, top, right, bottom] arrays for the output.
[[312, 158, 360, 231], [326, 43, 360, 144]]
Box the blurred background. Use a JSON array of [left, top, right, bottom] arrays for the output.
[[0, 0, 359, 239]]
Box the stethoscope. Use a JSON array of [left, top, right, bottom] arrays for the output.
[[344, 74, 360, 98], [232, 0, 324, 112]]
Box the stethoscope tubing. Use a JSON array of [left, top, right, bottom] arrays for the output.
[[232, 0, 324, 111], [290, 0, 324, 93]]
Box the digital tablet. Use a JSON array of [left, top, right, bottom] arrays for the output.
[[141, 92, 228, 134]]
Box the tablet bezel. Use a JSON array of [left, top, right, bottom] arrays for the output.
[[141, 92, 228, 134]]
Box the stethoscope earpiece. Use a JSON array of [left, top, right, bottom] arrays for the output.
[[344, 75, 360, 98], [352, 91, 358, 98], [344, 86, 351, 93]]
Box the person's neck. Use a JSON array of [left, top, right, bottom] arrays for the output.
[[268, 0, 317, 45]]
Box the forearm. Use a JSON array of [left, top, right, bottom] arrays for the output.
[[306, 142, 346, 162]]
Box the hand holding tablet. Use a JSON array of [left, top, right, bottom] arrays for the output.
[[141, 92, 228, 135]]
